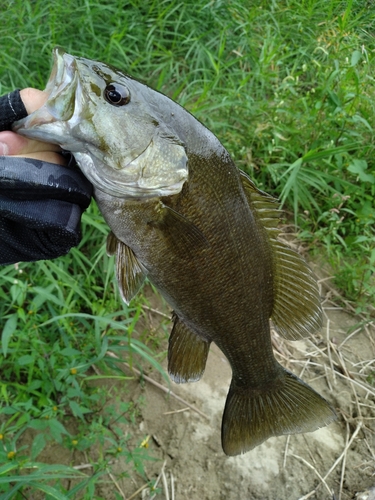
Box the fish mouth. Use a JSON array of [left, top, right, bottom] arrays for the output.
[[43, 47, 80, 122], [13, 47, 80, 135]]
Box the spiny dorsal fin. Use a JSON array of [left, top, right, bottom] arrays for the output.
[[239, 170, 322, 340], [106, 231, 147, 305], [168, 313, 211, 383]]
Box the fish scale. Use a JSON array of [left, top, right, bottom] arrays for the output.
[[14, 47, 337, 455]]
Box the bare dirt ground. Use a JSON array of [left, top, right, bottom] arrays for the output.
[[96, 264, 375, 500]]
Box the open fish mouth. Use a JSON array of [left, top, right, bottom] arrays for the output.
[[43, 47, 80, 123], [13, 47, 82, 140], [11, 47, 77, 136]]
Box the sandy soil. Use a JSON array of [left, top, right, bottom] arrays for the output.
[[94, 270, 375, 500]]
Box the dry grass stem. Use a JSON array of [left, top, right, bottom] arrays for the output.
[[336, 348, 362, 419], [107, 468, 127, 499], [283, 435, 290, 469], [297, 358, 310, 379], [170, 472, 175, 500], [337, 326, 363, 349], [161, 464, 170, 500], [297, 490, 319, 500], [148, 460, 167, 500], [353, 358, 375, 371], [130, 483, 149, 500], [142, 305, 171, 319], [163, 407, 190, 415], [335, 371, 375, 399], [322, 422, 363, 484], [292, 454, 333, 498], [73, 463, 95, 470], [326, 319, 337, 384], [320, 280, 358, 315], [277, 299, 374, 499], [365, 324, 375, 348], [317, 276, 337, 284], [338, 422, 349, 500], [364, 437, 375, 461], [324, 364, 334, 392]]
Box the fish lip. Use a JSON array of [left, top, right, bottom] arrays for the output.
[[43, 47, 79, 121], [48, 47, 76, 94]]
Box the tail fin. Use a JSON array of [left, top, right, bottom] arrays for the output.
[[221, 368, 336, 456]]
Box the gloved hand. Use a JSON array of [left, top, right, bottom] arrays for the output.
[[0, 89, 92, 265]]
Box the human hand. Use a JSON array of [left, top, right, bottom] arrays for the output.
[[0, 87, 92, 265], [0, 88, 64, 164]]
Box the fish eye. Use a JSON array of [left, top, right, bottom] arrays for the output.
[[104, 83, 130, 106]]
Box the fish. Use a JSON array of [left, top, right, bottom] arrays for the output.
[[13, 47, 337, 455]]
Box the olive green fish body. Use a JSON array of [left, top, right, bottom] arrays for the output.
[[14, 48, 337, 455], [96, 149, 275, 371], [96, 143, 334, 456]]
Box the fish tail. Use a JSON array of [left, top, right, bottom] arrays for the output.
[[221, 368, 336, 456]]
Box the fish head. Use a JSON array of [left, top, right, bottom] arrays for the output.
[[13, 47, 188, 198]]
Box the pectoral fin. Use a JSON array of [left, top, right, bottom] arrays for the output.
[[106, 231, 118, 256], [148, 203, 209, 252], [168, 313, 211, 383], [240, 170, 322, 339], [106, 232, 147, 305]]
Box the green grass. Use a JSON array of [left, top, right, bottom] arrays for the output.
[[0, 0, 374, 496]]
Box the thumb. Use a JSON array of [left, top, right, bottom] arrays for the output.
[[0, 131, 29, 155], [0, 131, 65, 164]]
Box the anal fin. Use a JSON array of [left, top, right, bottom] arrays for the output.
[[168, 313, 211, 383], [106, 231, 147, 305]]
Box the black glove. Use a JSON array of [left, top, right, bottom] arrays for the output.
[[0, 90, 92, 265]]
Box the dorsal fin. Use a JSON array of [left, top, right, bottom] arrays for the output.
[[269, 238, 322, 339], [239, 170, 322, 339], [239, 170, 281, 230], [106, 231, 147, 305]]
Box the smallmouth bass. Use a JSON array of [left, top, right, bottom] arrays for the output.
[[14, 48, 336, 455]]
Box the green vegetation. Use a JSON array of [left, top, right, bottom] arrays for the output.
[[0, 0, 374, 497], [0, 207, 166, 497]]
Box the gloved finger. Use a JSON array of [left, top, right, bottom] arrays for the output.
[[0, 196, 84, 265], [0, 156, 92, 208]]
